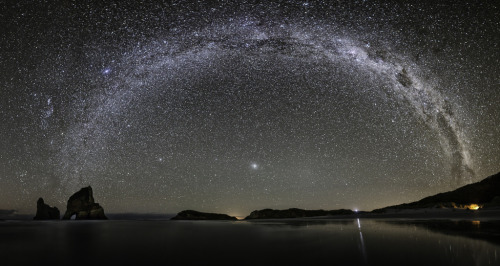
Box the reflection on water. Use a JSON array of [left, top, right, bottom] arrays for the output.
[[0, 219, 498, 265], [381, 219, 500, 245], [357, 218, 368, 265]]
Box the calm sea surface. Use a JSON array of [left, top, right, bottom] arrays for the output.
[[0, 219, 498, 265]]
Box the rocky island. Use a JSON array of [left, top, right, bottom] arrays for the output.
[[171, 210, 238, 220], [33, 198, 60, 220], [62, 186, 107, 220]]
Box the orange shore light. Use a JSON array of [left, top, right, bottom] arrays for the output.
[[467, 204, 480, 210]]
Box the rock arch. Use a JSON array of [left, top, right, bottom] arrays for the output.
[[62, 186, 107, 220]]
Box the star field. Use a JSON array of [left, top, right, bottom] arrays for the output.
[[1, 0, 499, 216]]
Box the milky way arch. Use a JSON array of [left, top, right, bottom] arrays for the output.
[[57, 21, 474, 194]]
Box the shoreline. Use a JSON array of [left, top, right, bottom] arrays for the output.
[[307, 208, 500, 221], [3, 209, 500, 222]]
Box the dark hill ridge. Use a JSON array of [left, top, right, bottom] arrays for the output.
[[373, 172, 500, 212], [245, 208, 354, 219], [171, 210, 238, 220]]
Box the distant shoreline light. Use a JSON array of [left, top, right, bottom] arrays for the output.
[[466, 204, 480, 210]]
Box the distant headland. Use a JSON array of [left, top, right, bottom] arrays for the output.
[[372, 171, 500, 213], [171, 210, 237, 220]]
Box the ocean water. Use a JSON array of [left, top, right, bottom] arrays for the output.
[[0, 219, 498, 265]]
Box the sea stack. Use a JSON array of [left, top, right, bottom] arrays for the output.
[[62, 186, 107, 220], [33, 198, 60, 220]]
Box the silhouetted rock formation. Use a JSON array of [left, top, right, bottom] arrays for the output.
[[245, 208, 354, 219], [373, 172, 500, 213], [171, 210, 237, 220], [33, 198, 60, 220], [62, 186, 107, 220]]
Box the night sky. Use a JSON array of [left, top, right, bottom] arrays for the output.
[[1, 0, 499, 217]]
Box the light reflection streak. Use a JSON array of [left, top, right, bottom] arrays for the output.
[[357, 218, 368, 265]]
